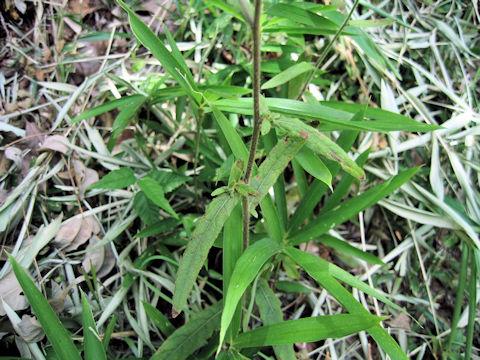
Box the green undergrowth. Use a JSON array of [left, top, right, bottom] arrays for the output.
[[0, 0, 479, 359]]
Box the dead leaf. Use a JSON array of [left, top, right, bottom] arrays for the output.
[[68, 0, 101, 17], [82, 236, 105, 274], [40, 135, 69, 154], [79, 167, 99, 198], [72, 159, 86, 187], [4, 147, 22, 168], [17, 315, 45, 342], [0, 272, 29, 316], [52, 217, 82, 248], [25, 122, 45, 152], [64, 216, 95, 252], [97, 243, 116, 278], [386, 312, 411, 330]]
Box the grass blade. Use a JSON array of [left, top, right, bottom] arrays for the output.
[[289, 167, 419, 244], [219, 238, 283, 354], [81, 292, 107, 360], [318, 235, 386, 266], [173, 194, 240, 315], [233, 314, 382, 348], [255, 279, 296, 360], [151, 301, 223, 360], [261, 62, 315, 90], [8, 254, 82, 360], [284, 248, 408, 360]]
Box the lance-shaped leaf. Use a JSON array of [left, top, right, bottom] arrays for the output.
[[284, 247, 408, 360], [261, 62, 315, 90], [273, 116, 364, 179], [8, 254, 82, 360], [173, 194, 240, 315], [288, 167, 420, 244], [250, 136, 306, 209], [116, 0, 200, 104], [138, 177, 178, 219], [218, 238, 282, 354], [294, 146, 332, 188], [233, 314, 382, 348], [81, 292, 107, 360], [88, 168, 136, 190], [151, 301, 223, 360], [255, 279, 296, 360]]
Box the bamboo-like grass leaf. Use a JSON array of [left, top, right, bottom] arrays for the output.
[[173, 194, 240, 315], [250, 136, 306, 209], [265, 3, 339, 29], [273, 116, 365, 179], [116, 0, 200, 104], [88, 167, 136, 190], [151, 301, 223, 360], [233, 314, 382, 348], [219, 238, 283, 354], [284, 247, 401, 311], [284, 247, 408, 360], [294, 146, 332, 188], [318, 235, 386, 266], [8, 254, 82, 360], [138, 177, 178, 219], [81, 292, 107, 360], [142, 301, 176, 337], [70, 95, 145, 124], [255, 279, 296, 360], [210, 105, 249, 162], [261, 62, 315, 90], [289, 167, 420, 244]]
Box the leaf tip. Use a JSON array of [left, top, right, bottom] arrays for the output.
[[171, 308, 180, 318]]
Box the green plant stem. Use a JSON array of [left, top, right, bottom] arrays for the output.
[[243, 0, 262, 251], [465, 247, 476, 360], [445, 241, 468, 354], [296, 0, 360, 100]]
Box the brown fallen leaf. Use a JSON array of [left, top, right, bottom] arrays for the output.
[[82, 236, 105, 274], [386, 312, 411, 330], [97, 242, 116, 278], [52, 217, 83, 249], [25, 121, 45, 153], [64, 217, 93, 252], [0, 271, 29, 316], [17, 315, 45, 343], [79, 167, 99, 198], [39, 135, 69, 154]]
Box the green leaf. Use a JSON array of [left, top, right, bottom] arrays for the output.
[[8, 254, 82, 360], [88, 168, 136, 190], [349, 18, 396, 28], [138, 177, 178, 219], [81, 292, 107, 360], [134, 191, 160, 225], [273, 116, 364, 179], [219, 238, 282, 353], [173, 194, 240, 315], [289, 167, 420, 245], [318, 235, 386, 266], [294, 146, 332, 188], [255, 279, 296, 360], [134, 218, 181, 238], [233, 314, 381, 348], [210, 104, 249, 162], [266, 3, 338, 29], [213, 98, 440, 132], [284, 247, 402, 313], [250, 136, 306, 209], [147, 170, 190, 193], [142, 301, 175, 337], [284, 248, 408, 360], [151, 301, 223, 360], [261, 62, 314, 90], [70, 95, 145, 124], [116, 0, 200, 103], [275, 281, 312, 294], [107, 95, 146, 151]]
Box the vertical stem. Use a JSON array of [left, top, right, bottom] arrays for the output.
[[242, 0, 262, 251], [296, 0, 360, 100]]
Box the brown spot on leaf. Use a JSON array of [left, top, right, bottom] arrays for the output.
[[299, 130, 309, 139]]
